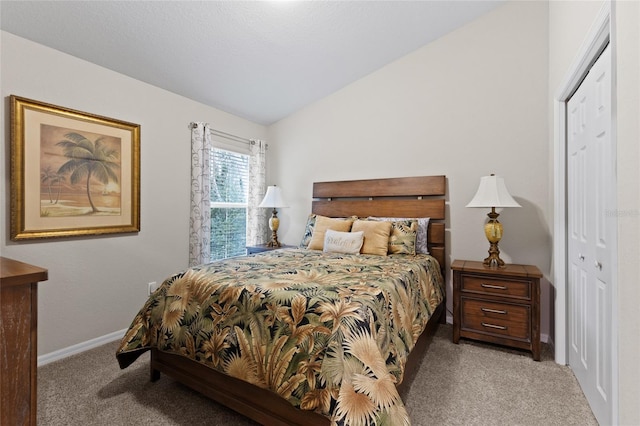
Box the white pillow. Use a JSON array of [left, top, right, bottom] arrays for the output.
[[323, 230, 364, 254], [368, 217, 430, 254]]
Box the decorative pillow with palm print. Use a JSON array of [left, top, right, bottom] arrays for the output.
[[387, 219, 418, 255], [299, 214, 317, 248], [369, 216, 430, 254]]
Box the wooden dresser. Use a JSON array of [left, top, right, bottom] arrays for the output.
[[451, 259, 542, 360], [1, 257, 48, 425]]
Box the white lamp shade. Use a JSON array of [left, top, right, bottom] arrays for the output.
[[466, 175, 521, 208], [259, 185, 288, 208]]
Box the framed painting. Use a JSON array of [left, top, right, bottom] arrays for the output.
[[10, 95, 141, 240]]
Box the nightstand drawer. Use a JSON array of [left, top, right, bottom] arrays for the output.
[[461, 275, 531, 300], [461, 298, 530, 340]]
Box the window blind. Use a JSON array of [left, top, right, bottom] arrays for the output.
[[210, 148, 249, 261]]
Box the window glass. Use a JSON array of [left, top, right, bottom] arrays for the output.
[[210, 148, 249, 260]]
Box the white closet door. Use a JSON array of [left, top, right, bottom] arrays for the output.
[[567, 44, 613, 426]]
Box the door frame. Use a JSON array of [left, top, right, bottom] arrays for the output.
[[552, 0, 618, 423]]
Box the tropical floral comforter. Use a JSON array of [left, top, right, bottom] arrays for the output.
[[116, 249, 443, 425]]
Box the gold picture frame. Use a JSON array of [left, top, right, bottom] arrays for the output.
[[10, 95, 140, 240]]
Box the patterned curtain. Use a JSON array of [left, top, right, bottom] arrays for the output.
[[247, 140, 268, 245], [189, 123, 212, 266]]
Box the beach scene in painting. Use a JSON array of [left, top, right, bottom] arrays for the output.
[[40, 124, 121, 217]]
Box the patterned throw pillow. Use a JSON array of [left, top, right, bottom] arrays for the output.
[[299, 214, 317, 248], [369, 216, 430, 254], [323, 230, 364, 254], [388, 219, 418, 255]]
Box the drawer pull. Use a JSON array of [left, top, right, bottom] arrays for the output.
[[482, 322, 507, 330], [481, 283, 508, 290], [481, 307, 507, 315]]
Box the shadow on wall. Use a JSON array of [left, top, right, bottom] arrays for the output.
[[498, 197, 551, 273], [499, 197, 554, 344]]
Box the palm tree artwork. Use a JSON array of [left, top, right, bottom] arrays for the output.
[[52, 131, 120, 214], [39, 124, 122, 218], [40, 165, 63, 204]]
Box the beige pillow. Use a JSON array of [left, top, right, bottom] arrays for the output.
[[351, 220, 392, 256], [307, 216, 355, 250], [323, 230, 364, 254]]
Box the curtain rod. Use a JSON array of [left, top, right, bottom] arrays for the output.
[[188, 122, 262, 146]]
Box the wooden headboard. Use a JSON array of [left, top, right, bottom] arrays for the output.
[[311, 175, 446, 272]]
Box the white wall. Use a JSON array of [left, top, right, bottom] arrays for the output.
[[0, 31, 267, 355], [268, 1, 551, 335], [614, 1, 640, 422], [548, 1, 640, 424]]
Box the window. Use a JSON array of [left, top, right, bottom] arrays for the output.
[[210, 147, 249, 261]]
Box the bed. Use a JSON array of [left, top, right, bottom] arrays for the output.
[[116, 175, 447, 425]]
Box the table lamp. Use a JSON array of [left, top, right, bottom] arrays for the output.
[[259, 185, 288, 247], [466, 174, 521, 267]]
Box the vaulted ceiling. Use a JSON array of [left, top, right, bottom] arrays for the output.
[[1, 1, 503, 125]]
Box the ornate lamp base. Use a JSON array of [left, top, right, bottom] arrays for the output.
[[483, 242, 505, 268], [483, 209, 505, 268], [266, 209, 281, 247]]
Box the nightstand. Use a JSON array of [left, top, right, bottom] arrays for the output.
[[246, 244, 295, 255], [451, 259, 542, 361]]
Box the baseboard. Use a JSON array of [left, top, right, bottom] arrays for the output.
[[37, 328, 127, 367], [540, 333, 550, 344], [544, 333, 557, 361]]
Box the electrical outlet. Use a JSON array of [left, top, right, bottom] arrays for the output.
[[148, 281, 158, 295]]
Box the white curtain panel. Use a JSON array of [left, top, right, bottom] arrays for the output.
[[189, 123, 212, 266], [247, 140, 268, 245]]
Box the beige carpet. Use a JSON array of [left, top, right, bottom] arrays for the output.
[[38, 324, 597, 425]]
